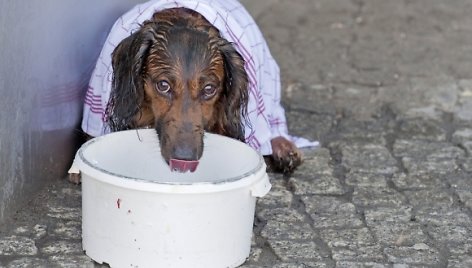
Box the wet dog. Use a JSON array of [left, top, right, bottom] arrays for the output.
[[69, 5, 303, 183]]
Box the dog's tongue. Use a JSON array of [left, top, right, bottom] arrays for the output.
[[169, 159, 199, 173]]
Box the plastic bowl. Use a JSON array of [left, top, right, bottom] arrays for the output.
[[70, 129, 271, 268]]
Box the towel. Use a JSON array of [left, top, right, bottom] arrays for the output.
[[81, 0, 318, 155]]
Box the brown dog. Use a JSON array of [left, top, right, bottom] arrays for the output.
[[70, 7, 301, 183]]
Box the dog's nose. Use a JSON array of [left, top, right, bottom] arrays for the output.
[[173, 145, 197, 161]]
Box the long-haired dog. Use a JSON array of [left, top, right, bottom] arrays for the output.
[[69, 6, 302, 183]]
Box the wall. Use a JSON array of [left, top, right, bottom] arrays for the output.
[[0, 0, 145, 223]]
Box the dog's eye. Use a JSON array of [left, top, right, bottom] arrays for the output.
[[156, 81, 171, 94], [202, 85, 217, 99]]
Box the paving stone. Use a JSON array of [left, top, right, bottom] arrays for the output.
[[448, 241, 472, 268], [40, 240, 83, 255], [302, 196, 364, 228], [332, 80, 383, 108], [331, 244, 384, 262], [455, 190, 472, 209], [397, 118, 446, 141], [461, 141, 472, 155], [0, 236, 38, 256], [452, 128, 472, 144], [50, 186, 82, 201], [333, 118, 391, 143], [286, 110, 334, 142], [6, 257, 49, 268], [352, 187, 406, 207], [393, 140, 464, 174], [257, 207, 306, 223], [415, 207, 472, 227], [448, 238, 472, 256], [320, 228, 375, 248], [384, 246, 441, 265], [364, 206, 413, 225], [293, 148, 334, 178], [462, 158, 472, 172], [247, 247, 263, 263], [401, 156, 459, 175], [12, 224, 47, 240], [336, 262, 388, 268], [454, 99, 472, 123], [46, 206, 81, 220], [48, 255, 95, 268], [269, 240, 330, 262], [414, 75, 459, 113], [448, 256, 472, 268], [261, 221, 317, 240], [60, 187, 82, 199], [403, 105, 443, 122], [51, 221, 81, 240], [328, 120, 388, 147], [457, 79, 472, 95], [426, 225, 471, 245], [310, 213, 364, 229], [378, 79, 428, 115], [448, 173, 472, 191], [345, 172, 388, 188], [241, 263, 288, 268], [284, 83, 336, 115], [369, 222, 428, 246], [403, 189, 454, 208], [273, 262, 330, 268], [33, 225, 48, 240], [13, 226, 30, 235], [393, 140, 464, 160], [289, 174, 345, 195], [302, 196, 354, 215], [341, 144, 398, 174], [332, 86, 384, 119], [391, 173, 447, 190], [357, 71, 395, 92], [239, 264, 263, 268], [257, 184, 294, 208]]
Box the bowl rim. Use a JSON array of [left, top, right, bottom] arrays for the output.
[[75, 129, 267, 193]]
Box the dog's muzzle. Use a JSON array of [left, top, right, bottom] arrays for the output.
[[169, 159, 199, 173]]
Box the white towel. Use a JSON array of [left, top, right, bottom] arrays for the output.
[[81, 0, 318, 155]]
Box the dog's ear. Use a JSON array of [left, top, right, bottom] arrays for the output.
[[106, 24, 157, 131], [218, 41, 249, 142]]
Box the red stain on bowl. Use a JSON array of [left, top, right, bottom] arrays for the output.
[[116, 198, 121, 209]]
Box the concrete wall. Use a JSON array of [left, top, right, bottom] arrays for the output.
[[0, 0, 145, 223]]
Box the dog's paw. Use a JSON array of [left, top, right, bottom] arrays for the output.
[[68, 173, 81, 185], [268, 136, 302, 173]]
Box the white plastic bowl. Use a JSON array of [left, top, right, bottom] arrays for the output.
[[70, 129, 271, 268]]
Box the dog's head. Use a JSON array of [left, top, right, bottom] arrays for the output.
[[106, 8, 248, 172]]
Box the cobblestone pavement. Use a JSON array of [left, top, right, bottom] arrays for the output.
[[1, 0, 472, 267]]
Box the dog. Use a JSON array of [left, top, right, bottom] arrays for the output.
[[70, 1, 316, 183]]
